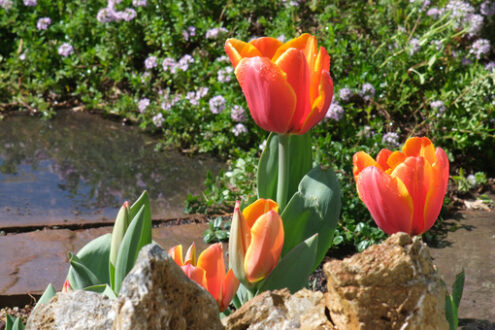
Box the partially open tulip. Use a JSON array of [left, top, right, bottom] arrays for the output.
[[225, 33, 333, 134], [229, 199, 284, 285], [168, 242, 239, 312], [353, 137, 449, 235]]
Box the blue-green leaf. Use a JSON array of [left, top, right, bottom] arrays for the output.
[[452, 269, 465, 309], [257, 133, 278, 201], [6, 315, 25, 330], [257, 234, 318, 294], [129, 191, 152, 250], [85, 284, 118, 299], [68, 253, 102, 289], [37, 283, 56, 305]]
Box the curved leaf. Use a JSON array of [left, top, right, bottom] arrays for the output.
[[68, 253, 102, 289]]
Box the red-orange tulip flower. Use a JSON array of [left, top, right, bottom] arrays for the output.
[[225, 33, 333, 134], [353, 137, 449, 235], [168, 242, 239, 312], [229, 199, 284, 285]]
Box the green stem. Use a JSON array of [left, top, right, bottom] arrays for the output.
[[277, 134, 289, 211]]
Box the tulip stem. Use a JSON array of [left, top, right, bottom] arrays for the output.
[[277, 134, 289, 211]]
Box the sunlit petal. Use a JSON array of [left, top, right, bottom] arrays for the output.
[[249, 37, 283, 59], [197, 243, 225, 301]]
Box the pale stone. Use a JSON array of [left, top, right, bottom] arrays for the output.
[[111, 243, 223, 330], [222, 288, 334, 329], [25, 290, 115, 330], [324, 232, 449, 330]]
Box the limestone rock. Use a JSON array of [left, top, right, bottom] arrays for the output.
[[112, 243, 223, 330], [26, 290, 115, 330], [324, 232, 448, 330], [223, 288, 334, 329]]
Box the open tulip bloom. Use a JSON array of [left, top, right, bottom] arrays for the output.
[[353, 137, 449, 235], [169, 242, 239, 312], [225, 33, 333, 135]]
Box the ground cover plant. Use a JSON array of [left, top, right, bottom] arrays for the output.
[[0, 0, 494, 253]]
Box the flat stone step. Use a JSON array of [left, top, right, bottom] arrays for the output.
[[0, 223, 210, 306]]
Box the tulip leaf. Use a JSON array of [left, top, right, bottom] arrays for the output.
[[85, 284, 118, 299], [37, 283, 56, 305], [109, 204, 131, 290], [68, 252, 103, 289], [129, 190, 152, 251], [281, 166, 341, 270], [67, 234, 112, 289], [6, 315, 25, 330], [114, 204, 147, 294], [257, 234, 318, 294], [257, 133, 313, 207]]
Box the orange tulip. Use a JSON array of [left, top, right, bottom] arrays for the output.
[[353, 137, 449, 235], [229, 199, 284, 285], [168, 242, 239, 312], [225, 33, 333, 134]]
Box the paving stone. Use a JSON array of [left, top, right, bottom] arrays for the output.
[[0, 223, 209, 301]]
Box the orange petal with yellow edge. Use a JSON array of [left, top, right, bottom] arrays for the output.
[[184, 242, 196, 265], [402, 137, 436, 165], [219, 269, 240, 312], [376, 149, 392, 171], [242, 198, 279, 229], [244, 210, 284, 283], [309, 46, 331, 104], [356, 166, 414, 235], [168, 244, 183, 266], [423, 147, 449, 233], [197, 243, 225, 302], [386, 151, 407, 170], [181, 264, 207, 288], [249, 37, 283, 59], [224, 39, 262, 69], [352, 151, 378, 181], [272, 33, 315, 63], [235, 56, 297, 133]]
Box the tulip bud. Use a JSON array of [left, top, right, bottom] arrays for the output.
[[109, 202, 130, 277]]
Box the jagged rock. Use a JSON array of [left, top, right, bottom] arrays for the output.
[[112, 243, 223, 330], [324, 232, 448, 330], [25, 290, 115, 330], [223, 288, 334, 329]]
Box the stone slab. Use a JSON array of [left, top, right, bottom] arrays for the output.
[[0, 223, 209, 303], [430, 209, 495, 324]]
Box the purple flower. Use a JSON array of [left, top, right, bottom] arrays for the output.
[[132, 0, 147, 7], [205, 27, 228, 39], [144, 56, 157, 69], [19, 53, 26, 61], [0, 0, 13, 9], [467, 14, 484, 36], [432, 40, 443, 50], [445, 0, 475, 28], [470, 39, 491, 59], [216, 55, 229, 63], [152, 113, 164, 128], [119, 8, 136, 21], [231, 105, 246, 122], [382, 132, 400, 148], [485, 61, 495, 72], [58, 43, 74, 57], [430, 100, 446, 116], [426, 7, 442, 18], [97, 8, 118, 23], [183, 26, 196, 41], [162, 57, 176, 73], [176, 54, 194, 71], [362, 83, 375, 101], [232, 123, 248, 136], [217, 66, 233, 83], [138, 98, 150, 113], [409, 38, 421, 55], [161, 101, 173, 111], [481, 1, 495, 16], [23, 0, 36, 6], [37, 17, 51, 30], [325, 101, 344, 121], [338, 87, 353, 102], [209, 95, 226, 114], [362, 125, 375, 138], [196, 87, 209, 98], [277, 35, 287, 42]]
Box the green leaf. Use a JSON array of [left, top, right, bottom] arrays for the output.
[[110, 203, 131, 290], [67, 234, 112, 289], [114, 204, 147, 294], [281, 166, 341, 269], [129, 191, 152, 251], [257, 133, 313, 207], [7, 315, 25, 330], [36, 283, 56, 305], [257, 234, 318, 294], [452, 269, 465, 309], [68, 253, 102, 289], [444, 295, 457, 330], [85, 284, 118, 299]]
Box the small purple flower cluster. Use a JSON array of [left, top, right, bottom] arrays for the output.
[[485, 61, 495, 72], [232, 123, 248, 136], [138, 98, 150, 113], [132, 0, 147, 7], [217, 66, 233, 83], [231, 105, 246, 122], [408, 38, 421, 55], [205, 27, 228, 40], [152, 113, 164, 128], [430, 100, 446, 116], [338, 87, 353, 102], [216, 55, 230, 63], [382, 132, 400, 148], [183, 26, 196, 41], [37, 17, 51, 30], [58, 43, 74, 57], [361, 83, 375, 101], [23, 0, 36, 6], [470, 39, 491, 59], [325, 101, 344, 121], [97, 0, 137, 23], [161, 55, 195, 73], [144, 56, 157, 70], [209, 95, 226, 114], [185, 87, 209, 106], [0, 0, 13, 9], [481, 1, 495, 16]]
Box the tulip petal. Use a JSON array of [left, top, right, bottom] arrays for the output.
[[249, 37, 283, 59], [275, 48, 311, 133], [423, 147, 449, 233], [391, 156, 433, 234], [225, 39, 262, 69], [356, 166, 414, 235], [376, 149, 392, 171], [386, 151, 407, 171], [184, 242, 196, 265], [242, 198, 279, 228], [235, 57, 297, 133], [168, 244, 183, 266], [402, 137, 436, 165], [181, 264, 207, 289], [229, 201, 249, 284], [353, 151, 378, 181], [197, 243, 225, 302], [219, 269, 240, 312], [244, 210, 284, 282], [298, 70, 333, 134], [308, 47, 331, 105], [272, 33, 316, 63]]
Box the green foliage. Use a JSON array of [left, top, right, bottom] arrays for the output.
[[444, 269, 465, 330], [5, 315, 25, 330], [203, 216, 231, 243]]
